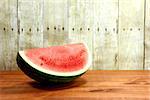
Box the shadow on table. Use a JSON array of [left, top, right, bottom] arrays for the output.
[[28, 77, 86, 91], [1, 78, 86, 95]]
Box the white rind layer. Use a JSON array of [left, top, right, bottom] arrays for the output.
[[19, 44, 92, 76]]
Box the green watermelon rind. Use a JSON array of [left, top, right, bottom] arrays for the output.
[[17, 53, 85, 83]]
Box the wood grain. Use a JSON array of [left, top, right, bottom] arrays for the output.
[[18, 0, 43, 50], [118, 0, 144, 70], [0, 70, 150, 100], [0, 0, 18, 71], [93, 0, 118, 70], [145, 0, 150, 70], [43, 0, 69, 47]]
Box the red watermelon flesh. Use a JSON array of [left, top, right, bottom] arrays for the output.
[[25, 43, 88, 72]]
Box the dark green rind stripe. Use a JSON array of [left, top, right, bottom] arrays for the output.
[[16, 53, 84, 84]]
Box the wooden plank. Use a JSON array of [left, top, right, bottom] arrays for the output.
[[68, 0, 94, 69], [93, 0, 118, 70], [0, 70, 150, 100], [145, 0, 150, 70], [18, 0, 43, 50], [43, 0, 69, 47], [0, 0, 18, 70], [118, 0, 144, 70]]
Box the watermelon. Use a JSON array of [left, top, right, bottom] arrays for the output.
[[16, 43, 91, 83]]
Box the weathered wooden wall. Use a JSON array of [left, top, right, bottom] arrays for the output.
[[0, 0, 149, 70]]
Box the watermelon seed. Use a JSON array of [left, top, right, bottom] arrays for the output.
[[88, 28, 90, 31], [3, 28, 5, 31], [123, 28, 125, 31], [40, 63, 43, 66], [105, 28, 107, 31], [130, 28, 132, 31], [11, 28, 13, 31]]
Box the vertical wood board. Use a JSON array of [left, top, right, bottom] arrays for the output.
[[43, 0, 69, 47], [145, 0, 150, 70], [18, 0, 43, 50], [0, 0, 18, 70], [93, 0, 118, 70], [118, 0, 144, 70]]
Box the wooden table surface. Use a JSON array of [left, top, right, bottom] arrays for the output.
[[0, 70, 150, 100]]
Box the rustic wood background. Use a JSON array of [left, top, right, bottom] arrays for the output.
[[0, 0, 150, 70]]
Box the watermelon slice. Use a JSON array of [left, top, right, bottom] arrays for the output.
[[17, 43, 91, 83]]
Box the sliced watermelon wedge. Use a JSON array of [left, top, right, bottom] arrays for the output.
[[17, 43, 91, 83]]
